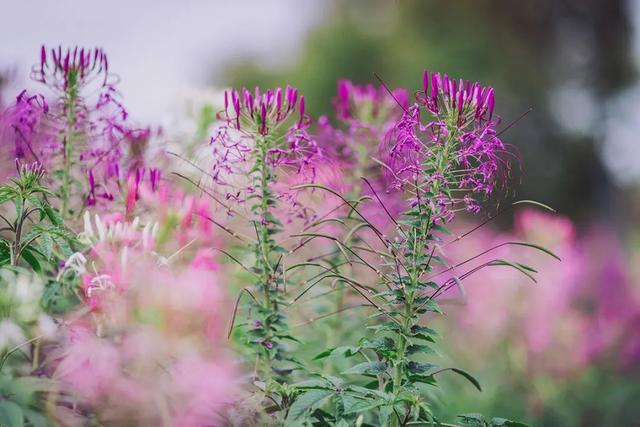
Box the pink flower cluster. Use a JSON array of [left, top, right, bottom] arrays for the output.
[[443, 209, 640, 377], [54, 246, 237, 427]]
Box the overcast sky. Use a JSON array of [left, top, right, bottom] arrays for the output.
[[0, 0, 325, 124]]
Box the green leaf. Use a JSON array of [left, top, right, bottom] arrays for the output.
[[0, 400, 24, 427], [505, 241, 561, 261], [23, 409, 50, 427], [491, 418, 530, 427], [343, 361, 388, 375], [14, 198, 24, 223], [20, 248, 41, 273], [378, 404, 394, 426], [37, 233, 53, 260], [0, 240, 11, 265], [406, 361, 438, 374], [406, 344, 434, 355], [42, 205, 63, 227], [512, 199, 555, 212], [291, 379, 331, 390], [449, 368, 482, 392], [487, 260, 538, 283], [458, 413, 487, 427], [313, 346, 359, 360], [342, 396, 384, 415], [288, 389, 332, 420], [361, 336, 395, 353]]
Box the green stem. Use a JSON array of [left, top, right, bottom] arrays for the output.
[[61, 79, 78, 219], [256, 137, 277, 377]]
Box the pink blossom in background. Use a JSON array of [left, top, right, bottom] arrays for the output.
[[443, 208, 640, 382], [53, 249, 239, 426]]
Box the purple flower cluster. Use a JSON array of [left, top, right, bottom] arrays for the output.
[[1, 90, 59, 163], [211, 86, 321, 219], [418, 71, 495, 123], [335, 79, 409, 125], [32, 46, 111, 92], [383, 71, 510, 221], [319, 80, 408, 166], [0, 46, 160, 210], [216, 87, 319, 172]]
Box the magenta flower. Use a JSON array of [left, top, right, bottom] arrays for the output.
[[383, 70, 511, 222], [32, 45, 111, 92], [335, 79, 408, 125], [210, 86, 321, 222], [0, 46, 161, 213]]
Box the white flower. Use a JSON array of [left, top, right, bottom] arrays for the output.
[[78, 211, 158, 248], [0, 320, 26, 352], [1, 270, 44, 323], [86, 274, 115, 298], [37, 314, 57, 339]]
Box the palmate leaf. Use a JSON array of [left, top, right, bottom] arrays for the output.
[[341, 395, 385, 415]]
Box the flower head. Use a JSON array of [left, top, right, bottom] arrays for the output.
[[383, 70, 510, 222], [210, 86, 322, 223], [335, 79, 408, 125], [32, 45, 110, 92]]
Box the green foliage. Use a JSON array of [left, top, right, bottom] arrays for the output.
[[0, 163, 77, 271], [0, 374, 53, 427], [458, 413, 530, 427]]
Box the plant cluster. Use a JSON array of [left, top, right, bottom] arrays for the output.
[[0, 47, 559, 427]]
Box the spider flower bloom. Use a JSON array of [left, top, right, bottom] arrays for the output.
[[320, 80, 408, 167], [334, 80, 409, 124], [0, 90, 59, 172], [32, 45, 110, 92], [384, 70, 510, 221], [221, 85, 307, 135], [1, 46, 160, 213], [418, 70, 495, 124], [211, 86, 321, 221], [214, 86, 320, 174], [335, 79, 409, 125]]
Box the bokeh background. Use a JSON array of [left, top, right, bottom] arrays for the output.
[[2, 1, 639, 426]]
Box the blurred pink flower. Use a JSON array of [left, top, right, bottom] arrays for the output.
[[53, 249, 239, 426]]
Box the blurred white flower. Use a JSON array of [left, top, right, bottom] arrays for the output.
[[0, 320, 26, 351], [79, 211, 158, 248]]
